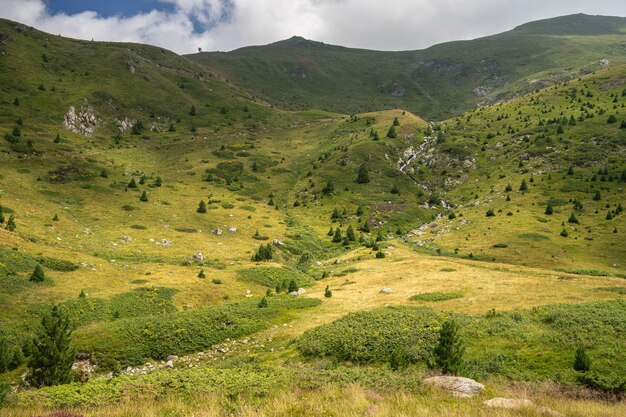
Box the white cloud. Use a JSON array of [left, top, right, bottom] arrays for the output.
[[0, 0, 625, 54]]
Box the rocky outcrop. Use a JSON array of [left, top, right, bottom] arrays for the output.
[[64, 106, 97, 136], [116, 117, 134, 133]]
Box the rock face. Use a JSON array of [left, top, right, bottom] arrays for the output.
[[423, 376, 485, 398], [64, 106, 97, 136], [483, 397, 534, 409]]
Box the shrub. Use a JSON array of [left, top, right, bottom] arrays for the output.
[[568, 213, 580, 224], [519, 179, 528, 191], [252, 244, 273, 262], [139, 191, 148, 202], [485, 209, 495, 217], [560, 229, 569, 237], [356, 164, 370, 184], [545, 204, 554, 215], [386, 125, 397, 138], [409, 292, 463, 302], [197, 200, 207, 213], [198, 270, 206, 279], [324, 286, 332, 298], [593, 190, 601, 201], [375, 250, 385, 259]]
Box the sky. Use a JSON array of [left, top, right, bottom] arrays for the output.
[[1, 0, 626, 54]]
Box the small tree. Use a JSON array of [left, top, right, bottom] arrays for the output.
[[505, 184, 513, 192], [332, 227, 342, 243], [6, 215, 15, 231], [322, 180, 334, 195], [567, 166, 574, 175], [434, 320, 465, 375], [189, 105, 196, 116], [593, 190, 601, 201], [0, 205, 4, 224], [545, 204, 554, 215], [127, 178, 138, 189], [154, 177, 162, 187], [568, 213, 580, 224], [258, 297, 268, 308], [30, 265, 45, 283], [168, 123, 176, 132], [519, 179, 528, 191], [356, 164, 370, 184], [198, 270, 206, 278], [346, 225, 356, 241], [376, 250, 385, 259], [392, 117, 400, 126], [54, 134, 61, 144], [27, 305, 75, 387], [324, 285, 332, 298], [386, 125, 397, 138], [139, 191, 148, 202], [197, 200, 207, 213], [573, 347, 591, 372], [288, 279, 298, 293], [131, 120, 144, 135]]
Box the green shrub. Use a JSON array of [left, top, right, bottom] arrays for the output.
[[434, 320, 465, 375], [409, 292, 463, 302], [573, 347, 591, 372]]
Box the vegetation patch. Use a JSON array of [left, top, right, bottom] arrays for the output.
[[238, 267, 313, 288], [518, 233, 550, 241], [409, 292, 464, 302]]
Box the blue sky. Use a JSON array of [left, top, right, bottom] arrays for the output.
[[46, 1, 175, 17], [1, 0, 626, 54]]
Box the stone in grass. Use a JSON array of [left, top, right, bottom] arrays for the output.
[[422, 376, 484, 398], [483, 398, 534, 409], [380, 287, 393, 294]]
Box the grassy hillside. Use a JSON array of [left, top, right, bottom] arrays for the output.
[[188, 14, 626, 119], [0, 16, 625, 417]]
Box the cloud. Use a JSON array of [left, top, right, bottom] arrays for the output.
[[0, 0, 625, 54]]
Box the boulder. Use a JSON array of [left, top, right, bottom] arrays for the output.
[[193, 252, 204, 261], [165, 355, 178, 362], [483, 398, 534, 409], [214, 229, 223, 235], [423, 376, 485, 398], [380, 287, 393, 294], [228, 227, 237, 233]]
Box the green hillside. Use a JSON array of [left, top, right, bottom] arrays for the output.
[[188, 14, 626, 119], [0, 15, 625, 417]]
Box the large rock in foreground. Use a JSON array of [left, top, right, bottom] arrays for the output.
[[422, 376, 485, 398]]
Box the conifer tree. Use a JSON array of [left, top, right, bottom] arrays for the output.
[[29, 265, 45, 283], [393, 117, 400, 126], [197, 200, 207, 213], [258, 297, 268, 308], [346, 225, 356, 241], [573, 347, 591, 372], [127, 178, 138, 189], [333, 227, 342, 243], [287, 279, 298, 293], [27, 305, 75, 387], [0, 205, 4, 224], [593, 190, 601, 201], [519, 179, 528, 191], [198, 270, 206, 278], [6, 214, 15, 231], [324, 285, 332, 298], [386, 125, 397, 138], [545, 204, 554, 215], [434, 320, 465, 375], [139, 191, 148, 202], [356, 164, 370, 184]]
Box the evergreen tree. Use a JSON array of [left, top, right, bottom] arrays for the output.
[[505, 184, 513, 192], [356, 205, 364, 216], [131, 120, 144, 135], [333, 227, 342, 243], [53, 134, 61, 144], [356, 164, 370, 184], [434, 320, 465, 375], [189, 105, 196, 116], [139, 175, 146, 185], [6, 215, 15, 231], [327, 226, 334, 236], [375, 250, 385, 258], [519, 179, 528, 191], [324, 285, 332, 298], [100, 169, 108, 178], [0, 205, 4, 224], [593, 190, 601, 201], [545, 204, 554, 215], [197, 200, 207, 213], [252, 244, 273, 262], [29, 265, 45, 283], [361, 220, 370, 233], [573, 347, 591, 372], [386, 125, 397, 138], [288, 279, 298, 293], [258, 297, 268, 308], [168, 123, 176, 132], [393, 117, 400, 126], [346, 225, 356, 241], [78, 289, 86, 298], [390, 184, 400, 194], [27, 305, 75, 387], [198, 270, 206, 278], [567, 166, 574, 175], [322, 180, 335, 195], [154, 177, 162, 187], [568, 213, 580, 224], [560, 229, 569, 237], [127, 178, 138, 189], [139, 191, 148, 202]]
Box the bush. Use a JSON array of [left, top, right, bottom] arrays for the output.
[[197, 200, 207, 213], [324, 286, 332, 298], [252, 244, 273, 262], [573, 347, 591, 372], [485, 209, 495, 217], [356, 164, 370, 184], [29, 265, 45, 283], [409, 292, 463, 302]]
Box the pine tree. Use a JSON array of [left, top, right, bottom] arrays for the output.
[[154, 177, 162, 187], [258, 297, 268, 308], [6, 215, 15, 231], [127, 178, 138, 188], [333, 227, 342, 243], [376, 250, 385, 258], [78, 289, 86, 298], [545, 204, 554, 215], [356, 164, 370, 184], [288, 279, 298, 293], [100, 169, 108, 178], [346, 225, 356, 241], [322, 180, 334, 195], [505, 184, 513, 192], [386, 125, 397, 138], [434, 320, 465, 375], [593, 190, 601, 201], [168, 123, 176, 132], [560, 229, 569, 237], [519, 179, 528, 191], [327, 226, 334, 236], [197, 200, 207, 213], [567, 166, 574, 175], [29, 265, 45, 283], [198, 270, 206, 278], [0, 205, 4, 224], [26, 305, 75, 387], [393, 117, 400, 126], [324, 285, 332, 298], [54, 134, 61, 144], [573, 347, 591, 372], [568, 213, 580, 224], [189, 105, 196, 116], [139, 191, 148, 202]]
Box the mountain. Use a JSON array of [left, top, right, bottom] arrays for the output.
[[188, 14, 626, 119], [0, 15, 625, 417]]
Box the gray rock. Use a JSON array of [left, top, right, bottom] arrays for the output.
[[483, 398, 534, 409], [165, 355, 178, 362], [165, 360, 174, 368], [193, 252, 204, 261], [214, 228, 223, 235], [380, 287, 393, 294], [423, 376, 485, 398], [228, 227, 237, 233]]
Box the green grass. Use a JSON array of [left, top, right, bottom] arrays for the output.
[[409, 292, 464, 302]]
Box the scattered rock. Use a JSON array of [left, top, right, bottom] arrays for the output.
[[273, 239, 285, 246], [116, 117, 134, 133], [290, 288, 306, 296], [160, 239, 172, 247], [599, 58, 609, 67], [423, 376, 485, 398], [214, 228, 223, 235], [119, 236, 133, 243], [0, 33, 8, 45], [165, 360, 174, 368], [228, 227, 237, 233], [380, 287, 393, 294], [64, 106, 97, 136], [193, 252, 204, 261], [472, 85, 489, 97], [165, 355, 178, 362], [483, 398, 534, 409]]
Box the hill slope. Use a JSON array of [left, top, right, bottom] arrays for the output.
[[188, 14, 626, 119]]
